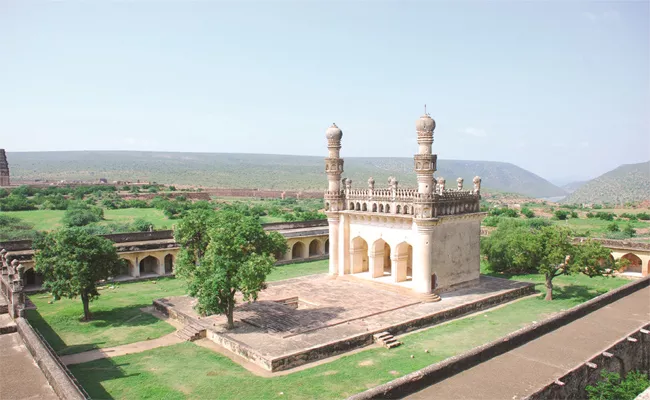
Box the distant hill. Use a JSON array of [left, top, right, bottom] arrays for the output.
[[561, 181, 588, 194], [562, 161, 650, 204], [7, 151, 567, 198]]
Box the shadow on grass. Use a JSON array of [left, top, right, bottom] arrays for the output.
[[543, 284, 608, 303], [68, 357, 141, 400], [26, 303, 167, 355]]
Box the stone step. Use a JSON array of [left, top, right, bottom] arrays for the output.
[[385, 341, 401, 349], [0, 314, 17, 335], [373, 331, 391, 340], [383, 337, 398, 344]]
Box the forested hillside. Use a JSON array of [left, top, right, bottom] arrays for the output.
[[8, 151, 567, 198], [563, 161, 650, 204]]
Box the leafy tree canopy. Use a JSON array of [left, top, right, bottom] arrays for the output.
[[174, 209, 288, 329], [33, 227, 123, 321]]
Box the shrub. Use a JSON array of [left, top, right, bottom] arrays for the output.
[[606, 223, 620, 233], [521, 207, 535, 218], [586, 212, 595, 219], [554, 210, 569, 220], [62, 203, 104, 227], [622, 224, 636, 237], [586, 370, 650, 400], [637, 212, 650, 221], [570, 211, 578, 219]]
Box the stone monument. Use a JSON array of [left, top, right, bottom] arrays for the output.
[[0, 149, 9, 187], [324, 109, 486, 301]]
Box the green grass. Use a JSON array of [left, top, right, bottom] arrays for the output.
[[0, 208, 172, 232], [26, 260, 328, 356], [552, 217, 650, 237], [69, 272, 630, 400]]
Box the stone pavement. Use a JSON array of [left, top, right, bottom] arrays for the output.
[[406, 286, 650, 400], [0, 333, 58, 400], [159, 274, 532, 370]]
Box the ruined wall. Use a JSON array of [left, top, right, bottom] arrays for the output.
[[431, 216, 482, 292], [0, 149, 9, 187]]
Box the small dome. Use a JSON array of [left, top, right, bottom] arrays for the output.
[[416, 114, 435, 132], [326, 123, 343, 140]]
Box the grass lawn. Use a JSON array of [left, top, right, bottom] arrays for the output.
[[68, 269, 630, 399], [26, 260, 329, 356], [0, 208, 172, 232]]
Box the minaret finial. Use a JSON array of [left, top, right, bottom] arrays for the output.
[[424, 104, 427, 115]]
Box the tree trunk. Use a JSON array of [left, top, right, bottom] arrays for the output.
[[226, 296, 235, 330], [81, 291, 92, 321], [545, 274, 553, 301]]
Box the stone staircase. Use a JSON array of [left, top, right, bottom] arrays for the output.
[[373, 331, 401, 349], [175, 323, 205, 342]]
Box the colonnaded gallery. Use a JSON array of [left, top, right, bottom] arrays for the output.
[[324, 110, 484, 301]]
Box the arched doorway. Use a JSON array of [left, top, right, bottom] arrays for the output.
[[324, 239, 329, 254], [621, 253, 642, 273], [394, 242, 413, 282], [351, 237, 369, 273], [370, 239, 391, 278], [292, 242, 305, 259], [139, 256, 159, 275], [309, 239, 320, 257], [164, 254, 174, 274], [24, 268, 36, 286]]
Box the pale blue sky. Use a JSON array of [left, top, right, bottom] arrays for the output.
[[1, 1, 648, 184]]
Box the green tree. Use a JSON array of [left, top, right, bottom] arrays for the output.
[[606, 222, 620, 233], [33, 228, 123, 321], [586, 370, 650, 400], [537, 226, 574, 300], [174, 210, 288, 329], [622, 223, 636, 237]]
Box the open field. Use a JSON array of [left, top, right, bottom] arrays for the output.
[[552, 217, 650, 237], [67, 270, 629, 399], [26, 259, 329, 356], [1, 208, 172, 232]]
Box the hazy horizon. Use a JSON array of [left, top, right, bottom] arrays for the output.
[[1, 1, 648, 184]]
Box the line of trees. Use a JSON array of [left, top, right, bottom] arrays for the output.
[[481, 219, 629, 300]]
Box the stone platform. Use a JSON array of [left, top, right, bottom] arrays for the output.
[[154, 274, 534, 372]]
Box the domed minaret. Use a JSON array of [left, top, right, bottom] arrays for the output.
[[325, 124, 344, 196], [324, 123, 344, 276], [414, 107, 437, 196]]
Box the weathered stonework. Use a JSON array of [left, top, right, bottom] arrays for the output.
[[0, 149, 9, 187], [325, 110, 486, 296]]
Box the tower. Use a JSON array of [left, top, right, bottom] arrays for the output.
[[324, 123, 344, 276], [414, 108, 437, 196], [0, 149, 9, 187]]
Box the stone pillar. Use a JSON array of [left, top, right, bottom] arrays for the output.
[[369, 247, 385, 278], [134, 256, 140, 278], [391, 252, 408, 283], [412, 221, 436, 294], [338, 214, 350, 275], [327, 216, 340, 276]]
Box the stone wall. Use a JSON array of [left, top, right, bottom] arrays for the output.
[[262, 219, 328, 231], [15, 318, 87, 400], [527, 324, 649, 400], [348, 276, 650, 400], [431, 217, 482, 292]]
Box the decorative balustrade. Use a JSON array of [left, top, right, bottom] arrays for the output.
[[0, 248, 26, 318]]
